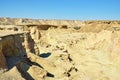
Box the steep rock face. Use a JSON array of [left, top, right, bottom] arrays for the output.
[[0, 42, 7, 69], [0, 18, 120, 80], [1, 35, 23, 56], [30, 27, 41, 42], [0, 31, 28, 69]]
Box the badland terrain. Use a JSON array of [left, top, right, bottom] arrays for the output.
[[0, 18, 120, 80]]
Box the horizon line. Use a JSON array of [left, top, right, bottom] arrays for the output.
[[0, 17, 120, 21]]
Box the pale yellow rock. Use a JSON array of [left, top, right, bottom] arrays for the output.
[[27, 65, 47, 80], [0, 66, 25, 80], [27, 52, 56, 72], [0, 18, 120, 80]]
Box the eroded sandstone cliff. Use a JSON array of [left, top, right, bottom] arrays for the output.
[[0, 18, 120, 80]]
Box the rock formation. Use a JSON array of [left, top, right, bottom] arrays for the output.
[[0, 66, 25, 80], [0, 18, 120, 80]]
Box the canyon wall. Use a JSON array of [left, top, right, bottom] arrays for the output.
[[0, 18, 120, 32], [0, 18, 120, 80], [80, 20, 120, 32], [0, 31, 27, 69]]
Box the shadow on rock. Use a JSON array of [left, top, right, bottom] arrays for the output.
[[39, 52, 51, 58]]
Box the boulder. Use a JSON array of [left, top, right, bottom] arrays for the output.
[[27, 65, 47, 80]]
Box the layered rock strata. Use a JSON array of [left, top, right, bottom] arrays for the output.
[[0, 18, 120, 80]]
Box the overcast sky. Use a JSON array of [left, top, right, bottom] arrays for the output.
[[0, 0, 120, 20]]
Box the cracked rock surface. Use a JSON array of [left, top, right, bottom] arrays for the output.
[[0, 18, 120, 80]]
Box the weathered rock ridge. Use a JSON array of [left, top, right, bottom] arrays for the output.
[[0, 18, 120, 80]]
